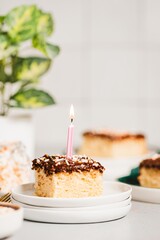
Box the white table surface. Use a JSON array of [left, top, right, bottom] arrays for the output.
[[10, 201, 160, 240]]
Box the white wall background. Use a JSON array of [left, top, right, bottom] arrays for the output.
[[1, 0, 160, 154]]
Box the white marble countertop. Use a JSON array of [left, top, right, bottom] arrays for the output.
[[10, 201, 160, 240]]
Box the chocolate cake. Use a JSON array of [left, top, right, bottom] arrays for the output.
[[32, 154, 105, 198], [78, 130, 148, 158], [138, 155, 160, 188]]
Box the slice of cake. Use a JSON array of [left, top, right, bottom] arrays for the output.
[[138, 155, 160, 188], [78, 130, 148, 158], [32, 154, 105, 198], [0, 142, 30, 192]]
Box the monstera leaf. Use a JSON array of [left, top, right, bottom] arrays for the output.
[[0, 16, 4, 23], [0, 61, 7, 82], [4, 5, 54, 42], [5, 5, 37, 42], [36, 10, 53, 36], [46, 43, 60, 58], [0, 33, 18, 59], [0, 5, 59, 115], [9, 88, 55, 108], [0, 16, 5, 29], [32, 35, 60, 59], [12, 57, 51, 81], [0, 34, 9, 49]]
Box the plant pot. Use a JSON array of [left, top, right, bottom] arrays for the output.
[[0, 113, 34, 157]]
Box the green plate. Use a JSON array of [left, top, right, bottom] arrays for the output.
[[118, 167, 140, 186]]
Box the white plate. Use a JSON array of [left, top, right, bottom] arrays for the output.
[[11, 195, 131, 211], [12, 181, 132, 208], [21, 203, 131, 223], [131, 185, 160, 204], [0, 202, 23, 239], [96, 151, 155, 180]]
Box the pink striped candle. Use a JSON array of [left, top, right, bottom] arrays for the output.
[[66, 105, 74, 159]]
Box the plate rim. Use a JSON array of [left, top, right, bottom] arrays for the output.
[[23, 203, 132, 223], [118, 178, 160, 203], [131, 184, 160, 193], [12, 181, 132, 201], [11, 195, 132, 210], [12, 181, 132, 207], [118, 179, 160, 192]]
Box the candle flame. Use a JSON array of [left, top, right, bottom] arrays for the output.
[[70, 104, 74, 122]]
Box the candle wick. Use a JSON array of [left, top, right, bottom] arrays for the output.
[[71, 118, 73, 123]]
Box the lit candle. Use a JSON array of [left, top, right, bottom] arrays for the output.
[[66, 105, 74, 159]]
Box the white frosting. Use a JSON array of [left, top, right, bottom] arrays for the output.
[[0, 142, 30, 192]]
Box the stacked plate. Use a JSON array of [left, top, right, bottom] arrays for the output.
[[11, 181, 132, 223]]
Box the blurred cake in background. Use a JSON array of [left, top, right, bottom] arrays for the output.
[[78, 129, 148, 158], [0, 142, 30, 192], [138, 155, 160, 188]]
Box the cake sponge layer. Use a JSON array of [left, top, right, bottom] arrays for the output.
[[138, 168, 160, 188], [35, 169, 103, 198], [78, 136, 147, 158]]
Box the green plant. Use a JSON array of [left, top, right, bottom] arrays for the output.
[[0, 5, 60, 116]]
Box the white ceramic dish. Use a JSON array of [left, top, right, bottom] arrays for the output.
[[96, 151, 154, 180], [11, 195, 131, 211], [0, 202, 23, 239], [12, 181, 132, 208], [19, 202, 131, 223], [131, 185, 160, 204]]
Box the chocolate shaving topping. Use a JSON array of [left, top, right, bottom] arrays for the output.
[[32, 154, 105, 176], [83, 131, 145, 140], [140, 157, 160, 169]]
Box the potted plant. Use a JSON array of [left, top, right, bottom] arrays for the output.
[[0, 5, 60, 156]]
